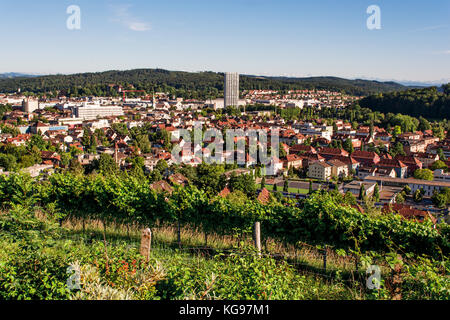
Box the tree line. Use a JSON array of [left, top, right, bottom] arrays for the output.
[[360, 86, 450, 120], [0, 69, 410, 98], [0, 172, 447, 258]]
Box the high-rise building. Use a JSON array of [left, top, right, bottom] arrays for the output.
[[224, 72, 239, 108]]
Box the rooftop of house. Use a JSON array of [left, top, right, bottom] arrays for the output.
[[319, 147, 348, 156], [326, 159, 347, 167], [150, 180, 173, 194], [382, 203, 436, 224], [351, 150, 380, 159], [310, 161, 331, 168], [365, 176, 450, 187], [257, 188, 271, 205], [377, 159, 408, 168], [218, 187, 231, 198]]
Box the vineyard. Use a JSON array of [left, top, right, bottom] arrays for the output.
[[0, 172, 449, 300]]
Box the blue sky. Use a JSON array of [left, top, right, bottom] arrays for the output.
[[0, 0, 449, 82]]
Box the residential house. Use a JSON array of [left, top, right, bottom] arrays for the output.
[[41, 151, 61, 166], [334, 155, 360, 173], [357, 166, 378, 180], [150, 180, 173, 194], [376, 158, 408, 178], [307, 161, 332, 181], [382, 204, 436, 225], [290, 144, 316, 154], [327, 159, 349, 178], [394, 155, 423, 176], [284, 154, 303, 169], [318, 147, 349, 160], [351, 150, 380, 166], [343, 181, 377, 198], [415, 152, 440, 168]]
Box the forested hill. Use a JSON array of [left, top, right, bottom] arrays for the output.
[[256, 76, 406, 94], [359, 85, 450, 120], [0, 68, 408, 98]]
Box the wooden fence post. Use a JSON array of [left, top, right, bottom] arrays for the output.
[[177, 221, 181, 248], [323, 247, 327, 271], [354, 255, 360, 279], [140, 228, 152, 261], [253, 222, 262, 257]]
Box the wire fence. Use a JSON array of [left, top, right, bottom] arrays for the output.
[[62, 219, 370, 286]]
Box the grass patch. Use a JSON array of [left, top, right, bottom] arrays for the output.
[[263, 184, 309, 194]]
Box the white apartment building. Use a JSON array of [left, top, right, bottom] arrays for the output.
[[58, 117, 84, 126], [74, 102, 124, 120], [308, 161, 332, 181], [22, 98, 39, 113], [297, 122, 332, 141]]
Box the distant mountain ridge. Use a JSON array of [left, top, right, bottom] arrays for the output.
[[0, 73, 40, 79], [0, 68, 411, 96]]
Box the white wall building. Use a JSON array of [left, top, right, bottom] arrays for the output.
[[22, 98, 39, 113], [74, 102, 124, 120]]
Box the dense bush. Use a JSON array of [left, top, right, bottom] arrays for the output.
[[0, 172, 448, 258], [0, 176, 448, 300], [156, 250, 352, 300], [0, 206, 353, 300], [0, 205, 70, 300]]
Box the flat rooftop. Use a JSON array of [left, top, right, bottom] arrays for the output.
[[365, 176, 450, 187]]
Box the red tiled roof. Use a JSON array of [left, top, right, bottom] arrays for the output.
[[169, 173, 189, 186], [218, 187, 231, 198], [286, 154, 303, 162], [150, 180, 173, 194], [333, 155, 359, 165], [290, 144, 316, 154], [352, 150, 379, 159], [327, 159, 347, 167], [257, 188, 270, 204], [319, 147, 349, 156], [378, 159, 407, 168], [395, 155, 422, 166], [382, 204, 436, 224]]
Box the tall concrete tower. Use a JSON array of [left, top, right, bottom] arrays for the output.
[[224, 72, 239, 108]]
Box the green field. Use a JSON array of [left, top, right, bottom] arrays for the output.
[[263, 184, 309, 194]]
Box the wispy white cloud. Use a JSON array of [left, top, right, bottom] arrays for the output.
[[432, 50, 450, 55], [110, 4, 151, 32], [413, 25, 447, 32]]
